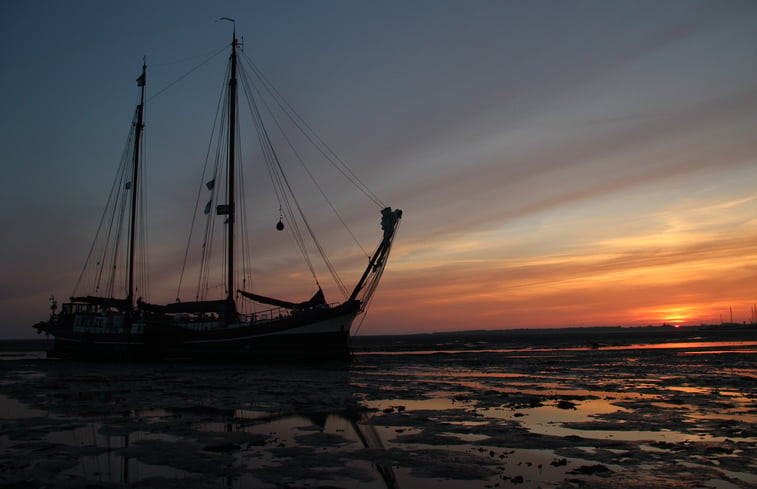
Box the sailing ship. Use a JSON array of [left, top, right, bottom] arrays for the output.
[[33, 25, 402, 360]]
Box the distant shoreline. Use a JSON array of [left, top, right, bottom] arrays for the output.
[[351, 323, 757, 351], [4, 324, 755, 353]]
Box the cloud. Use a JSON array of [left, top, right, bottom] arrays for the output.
[[382, 83, 757, 253], [365, 210, 757, 333]]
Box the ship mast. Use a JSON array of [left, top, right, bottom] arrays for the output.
[[128, 61, 146, 312], [226, 22, 238, 308]]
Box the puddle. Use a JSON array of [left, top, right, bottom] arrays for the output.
[[0, 394, 48, 419], [0, 352, 47, 361], [1, 337, 755, 488], [53, 427, 191, 484]]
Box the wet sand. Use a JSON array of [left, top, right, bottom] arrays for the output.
[[1, 328, 755, 488]]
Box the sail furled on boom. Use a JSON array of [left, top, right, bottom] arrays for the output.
[[237, 288, 327, 310], [137, 298, 234, 316]]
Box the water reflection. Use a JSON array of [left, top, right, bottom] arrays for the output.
[[47, 426, 189, 485], [357, 340, 757, 356], [37, 407, 400, 489], [1, 337, 755, 488]]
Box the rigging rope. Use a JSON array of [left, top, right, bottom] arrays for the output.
[[137, 131, 150, 302], [239, 66, 358, 297], [353, 218, 402, 336], [72, 88, 155, 305], [243, 75, 323, 288], [175, 66, 228, 302], [239, 56, 406, 298], [198, 97, 227, 301], [242, 52, 385, 209], [147, 44, 228, 103], [161, 42, 393, 309], [236, 118, 254, 314], [149, 44, 229, 68], [239, 64, 370, 259], [73, 104, 139, 299]]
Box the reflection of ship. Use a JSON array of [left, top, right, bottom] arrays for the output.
[[350, 415, 399, 489], [218, 410, 399, 489], [33, 22, 401, 360], [68, 409, 398, 488]]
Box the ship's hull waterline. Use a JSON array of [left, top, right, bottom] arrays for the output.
[[42, 306, 359, 361]]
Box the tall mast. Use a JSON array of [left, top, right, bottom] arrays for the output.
[[227, 26, 238, 307], [128, 61, 146, 311]]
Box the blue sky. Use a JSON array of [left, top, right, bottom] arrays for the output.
[[2, 0, 757, 338]]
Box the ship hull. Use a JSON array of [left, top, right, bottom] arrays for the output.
[[39, 304, 359, 362], [46, 333, 149, 361]]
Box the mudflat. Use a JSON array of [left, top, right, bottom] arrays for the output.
[[1, 327, 755, 488]]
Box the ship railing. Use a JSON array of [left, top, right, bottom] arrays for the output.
[[240, 302, 340, 325], [61, 302, 100, 316], [240, 307, 292, 325]]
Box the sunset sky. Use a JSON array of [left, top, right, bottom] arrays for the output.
[[2, 1, 757, 338]]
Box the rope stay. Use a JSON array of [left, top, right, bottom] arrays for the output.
[[147, 44, 228, 103], [145, 38, 395, 316], [239, 63, 358, 297], [73, 92, 150, 304], [137, 119, 150, 302], [242, 51, 385, 209], [239, 64, 371, 260], [175, 64, 229, 302], [197, 84, 228, 301], [240, 70, 327, 291], [235, 52, 398, 299]]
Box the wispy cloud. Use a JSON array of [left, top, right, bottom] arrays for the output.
[[3, 2, 757, 337]]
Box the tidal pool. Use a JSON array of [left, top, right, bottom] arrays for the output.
[[1, 337, 755, 488]]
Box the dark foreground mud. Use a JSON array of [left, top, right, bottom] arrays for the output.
[[1, 333, 755, 488]]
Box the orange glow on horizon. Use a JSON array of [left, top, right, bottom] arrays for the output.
[[367, 213, 757, 333], [635, 306, 703, 326]]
